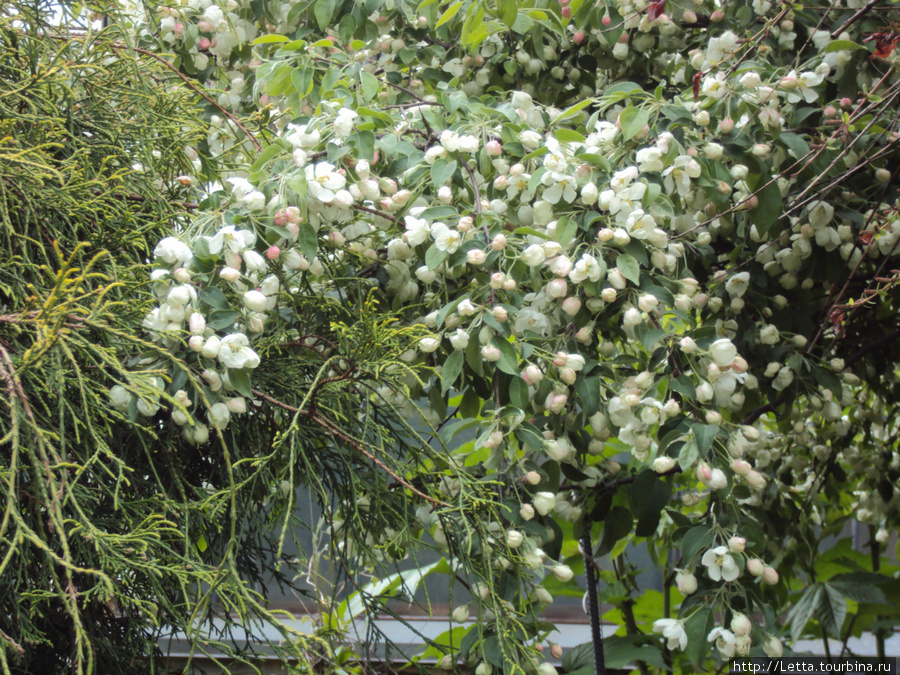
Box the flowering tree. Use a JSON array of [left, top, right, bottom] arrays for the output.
[[7, 0, 900, 671]]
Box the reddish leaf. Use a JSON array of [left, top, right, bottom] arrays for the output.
[[647, 0, 666, 21]]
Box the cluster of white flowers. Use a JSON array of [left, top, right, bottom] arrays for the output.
[[134, 0, 900, 665]]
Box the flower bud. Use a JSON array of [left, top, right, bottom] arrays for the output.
[[652, 456, 677, 473], [225, 397, 247, 414], [551, 565, 574, 582], [747, 558, 765, 576], [731, 613, 752, 636], [189, 312, 206, 335], [533, 492, 556, 516], [676, 570, 697, 595], [452, 605, 469, 623]]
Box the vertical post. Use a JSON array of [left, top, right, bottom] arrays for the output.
[[870, 531, 885, 659], [581, 517, 606, 675]]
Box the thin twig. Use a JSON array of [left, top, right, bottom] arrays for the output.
[[251, 389, 450, 508]]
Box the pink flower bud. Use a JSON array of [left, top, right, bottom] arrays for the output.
[[522, 364, 543, 386], [728, 536, 746, 553], [266, 246, 280, 260], [485, 140, 502, 156], [710, 9, 724, 21], [718, 118, 735, 133], [731, 459, 752, 476], [574, 30, 585, 44], [546, 278, 568, 299], [602, 14, 611, 25], [562, 297, 581, 316], [197, 20, 212, 31], [762, 566, 779, 585], [840, 97, 852, 109], [553, 352, 567, 368], [198, 38, 211, 50], [747, 558, 765, 576], [561, 5, 571, 17], [273, 210, 288, 227], [551, 645, 563, 659]]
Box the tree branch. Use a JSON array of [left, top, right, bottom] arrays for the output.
[[251, 389, 449, 508]]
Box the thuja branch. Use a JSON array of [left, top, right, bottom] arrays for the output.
[[251, 389, 450, 508]]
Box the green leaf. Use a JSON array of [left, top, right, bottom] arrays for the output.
[[436, 0, 464, 27], [669, 376, 695, 400], [419, 206, 459, 220], [314, 0, 334, 30], [553, 129, 587, 144], [551, 98, 593, 124], [825, 39, 865, 53], [425, 245, 448, 270], [692, 423, 720, 455], [683, 607, 714, 666], [603, 635, 667, 670], [498, 0, 517, 28], [597, 506, 632, 556], [491, 337, 519, 376], [616, 253, 640, 285], [562, 643, 594, 673], [356, 107, 393, 123], [431, 158, 457, 187], [207, 309, 240, 330], [228, 368, 253, 397], [749, 179, 783, 237], [574, 375, 600, 417], [509, 376, 529, 409], [248, 143, 281, 174], [780, 131, 810, 161], [681, 526, 715, 563], [817, 583, 848, 638], [827, 573, 889, 604], [291, 68, 314, 97], [628, 471, 672, 537], [619, 106, 649, 141], [360, 71, 379, 101], [251, 34, 290, 45], [677, 440, 698, 469], [441, 350, 464, 394], [555, 216, 577, 245], [354, 130, 375, 161], [298, 222, 318, 261], [785, 584, 823, 643], [200, 287, 229, 310]]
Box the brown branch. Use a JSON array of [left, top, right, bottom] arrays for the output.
[[250, 389, 450, 508], [844, 326, 900, 368], [350, 204, 400, 224], [742, 395, 786, 425], [832, 0, 881, 37], [0, 628, 24, 656]]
